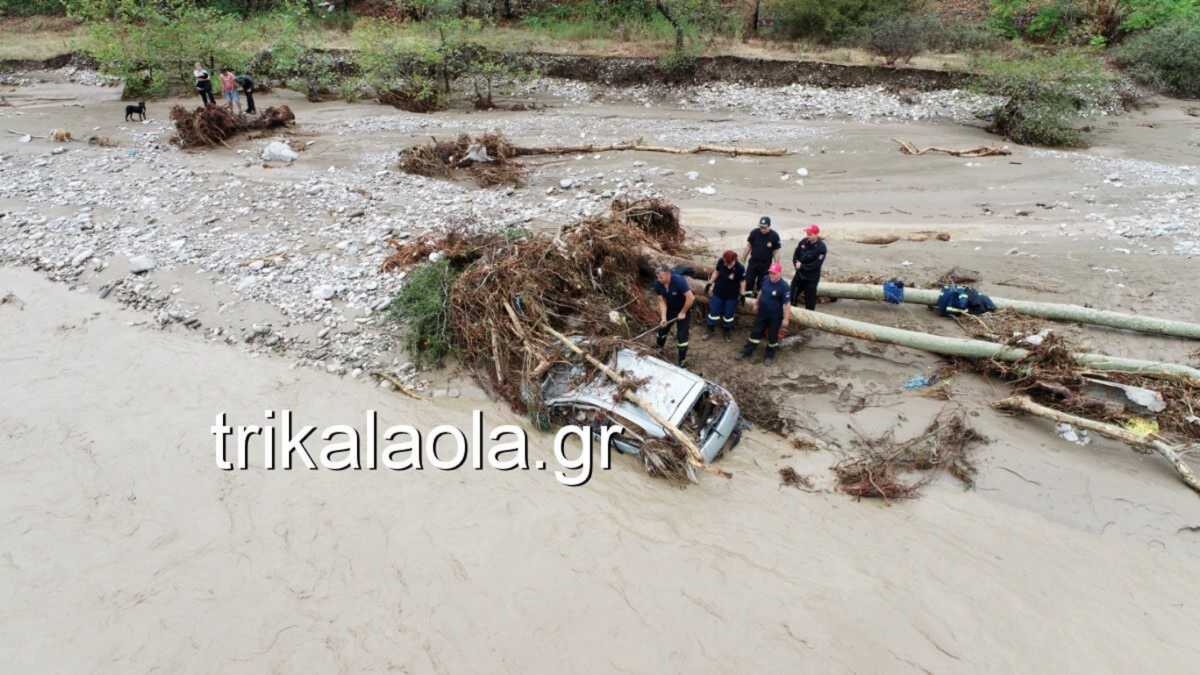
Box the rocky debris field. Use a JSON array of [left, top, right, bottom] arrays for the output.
[[521, 78, 1001, 122], [3, 68, 1199, 392]]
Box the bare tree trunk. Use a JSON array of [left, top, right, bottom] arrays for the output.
[[742, 0, 761, 41], [655, 1, 686, 52], [994, 396, 1200, 497]]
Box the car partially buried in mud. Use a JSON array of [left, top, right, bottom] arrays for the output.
[[540, 347, 744, 464]]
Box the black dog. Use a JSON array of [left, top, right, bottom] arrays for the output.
[[124, 101, 146, 122]]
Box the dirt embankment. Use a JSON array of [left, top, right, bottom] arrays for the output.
[[517, 53, 970, 90], [2, 49, 969, 92]]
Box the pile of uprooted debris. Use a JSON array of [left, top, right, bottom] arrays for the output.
[[380, 198, 698, 478], [379, 197, 1200, 495], [169, 105, 296, 148], [397, 132, 789, 188]]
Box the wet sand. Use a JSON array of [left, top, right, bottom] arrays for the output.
[[4, 268, 1200, 673]]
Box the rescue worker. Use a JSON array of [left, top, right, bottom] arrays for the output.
[[790, 224, 827, 311], [741, 216, 781, 296], [653, 265, 695, 367], [737, 262, 790, 364], [703, 250, 745, 341]]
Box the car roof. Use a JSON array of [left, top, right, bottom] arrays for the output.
[[545, 349, 707, 432]]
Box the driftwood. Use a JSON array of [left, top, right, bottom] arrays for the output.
[[683, 278, 1200, 385], [510, 141, 788, 158], [542, 325, 729, 481], [994, 396, 1200, 496], [812, 282, 1200, 340], [894, 138, 1011, 157], [850, 232, 951, 245]]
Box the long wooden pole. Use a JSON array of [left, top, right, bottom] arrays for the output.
[[541, 325, 727, 480], [814, 282, 1200, 340], [994, 396, 1200, 496], [682, 278, 1200, 385], [511, 141, 788, 158]]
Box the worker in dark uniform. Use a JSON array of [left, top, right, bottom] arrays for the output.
[[741, 216, 781, 296], [790, 224, 827, 311], [703, 250, 745, 342], [653, 265, 695, 367], [737, 262, 790, 364], [235, 72, 257, 114]]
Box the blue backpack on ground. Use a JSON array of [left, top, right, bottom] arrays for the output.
[[936, 285, 996, 317], [883, 279, 905, 304]]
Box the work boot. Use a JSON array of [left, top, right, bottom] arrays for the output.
[[702, 326, 714, 341], [722, 330, 732, 342], [764, 347, 777, 365], [736, 343, 754, 360], [677, 347, 688, 367]]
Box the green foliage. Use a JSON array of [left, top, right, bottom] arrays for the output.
[[974, 50, 1124, 146], [79, 1, 260, 98], [386, 260, 458, 367], [864, 13, 938, 64], [929, 21, 1006, 52], [1121, 0, 1198, 30], [1115, 18, 1200, 96], [764, 0, 920, 44], [0, 0, 66, 16]]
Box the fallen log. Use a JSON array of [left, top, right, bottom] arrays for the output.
[[850, 232, 951, 245], [894, 138, 1011, 157], [813, 282, 1200, 340], [682, 278, 1200, 385], [542, 325, 729, 481], [511, 141, 788, 157], [994, 396, 1200, 497]]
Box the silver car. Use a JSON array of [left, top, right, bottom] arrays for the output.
[[541, 348, 744, 463]]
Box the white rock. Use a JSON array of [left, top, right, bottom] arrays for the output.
[[71, 249, 94, 267], [128, 255, 156, 274], [261, 142, 298, 163], [796, 167, 809, 177], [696, 185, 717, 195], [312, 285, 336, 301], [559, 178, 574, 189], [686, 171, 700, 181]]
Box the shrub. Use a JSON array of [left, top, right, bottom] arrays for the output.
[[764, 0, 919, 43], [929, 21, 1006, 52], [1121, 0, 1199, 31], [1115, 19, 1200, 97], [386, 260, 458, 367], [865, 13, 939, 64], [0, 0, 65, 16], [974, 50, 1125, 146]]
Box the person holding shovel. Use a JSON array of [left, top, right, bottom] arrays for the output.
[[653, 265, 695, 368], [737, 262, 790, 365]]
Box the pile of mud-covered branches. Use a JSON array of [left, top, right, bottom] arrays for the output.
[[169, 105, 296, 149], [834, 410, 986, 501], [380, 198, 701, 480], [399, 133, 524, 187]]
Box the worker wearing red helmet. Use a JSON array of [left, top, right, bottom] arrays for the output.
[[790, 224, 827, 311], [736, 262, 790, 364]]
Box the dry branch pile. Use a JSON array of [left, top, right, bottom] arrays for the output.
[[398, 133, 524, 187], [169, 105, 296, 148], [834, 410, 985, 500], [894, 138, 1011, 157]]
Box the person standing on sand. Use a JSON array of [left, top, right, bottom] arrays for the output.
[[654, 265, 695, 368], [736, 262, 790, 365], [703, 250, 745, 342], [194, 63, 215, 107], [219, 68, 241, 114], [742, 216, 780, 297], [790, 224, 827, 311], [236, 72, 256, 114]]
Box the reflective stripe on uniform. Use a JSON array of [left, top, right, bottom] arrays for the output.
[[707, 314, 720, 321], [722, 316, 734, 323], [768, 342, 779, 348], [747, 338, 760, 344], [677, 341, 689, 348]]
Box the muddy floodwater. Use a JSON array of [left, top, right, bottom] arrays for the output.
[[2, 69, 1200, 673]]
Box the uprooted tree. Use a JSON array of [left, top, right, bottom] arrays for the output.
[[169, 104, 296, 148]]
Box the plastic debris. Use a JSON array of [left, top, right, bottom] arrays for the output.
[[1055, 423, 1091, 446]]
